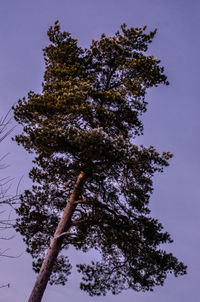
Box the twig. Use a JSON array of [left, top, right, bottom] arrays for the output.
[[0, 283, 10, 289]]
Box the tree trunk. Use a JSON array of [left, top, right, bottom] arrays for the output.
[[28, 171, 85, 302]]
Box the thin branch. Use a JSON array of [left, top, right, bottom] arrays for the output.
[[57, 179, 72, 193], [0, 235, 14, 240], [0, 249, 23, 258], [0, 283, 10, 289], [55, 232, 77, 239], [71, 220, 84, 226], [73, 199, 92, 205]]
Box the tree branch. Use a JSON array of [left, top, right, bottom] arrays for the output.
[[73, 200, 92, 205], [0, 283, 10, 289], [71, 220, 84, 226], [55, 232, 77, 239]]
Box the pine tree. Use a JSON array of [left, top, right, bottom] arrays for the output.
[[13, 22, 186, 302]]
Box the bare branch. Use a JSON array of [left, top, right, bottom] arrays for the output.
[[0, 283, 10, 289], [0, 235, 14, 240]]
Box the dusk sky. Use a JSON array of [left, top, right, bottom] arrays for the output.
[[0, 1, 199, 301]]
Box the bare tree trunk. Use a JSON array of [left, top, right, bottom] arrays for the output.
[[28, 171, 85, 302]]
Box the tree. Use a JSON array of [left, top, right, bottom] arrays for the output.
[[0, 113, 16, 289], [13, 22, 186, 302], [0, 113, 15, 254]]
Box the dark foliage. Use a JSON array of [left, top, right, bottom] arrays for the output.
[[13, 22, 186, 296]]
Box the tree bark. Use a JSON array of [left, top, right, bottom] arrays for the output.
[[28, 171, 85, 302]]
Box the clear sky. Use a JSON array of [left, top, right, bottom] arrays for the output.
[[0, 0, 199, 301]]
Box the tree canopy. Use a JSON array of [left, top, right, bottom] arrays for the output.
[[13, 21, 186, 298]]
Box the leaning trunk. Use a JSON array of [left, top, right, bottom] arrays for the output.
[[28, 171, 85, 302]]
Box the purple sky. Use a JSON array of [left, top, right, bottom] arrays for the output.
[[0, 1, 199, 301]]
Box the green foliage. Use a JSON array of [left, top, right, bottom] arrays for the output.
[[13, 21, 186, 296]]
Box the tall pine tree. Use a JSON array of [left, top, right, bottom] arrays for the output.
[[13, 22, 186, 302]]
